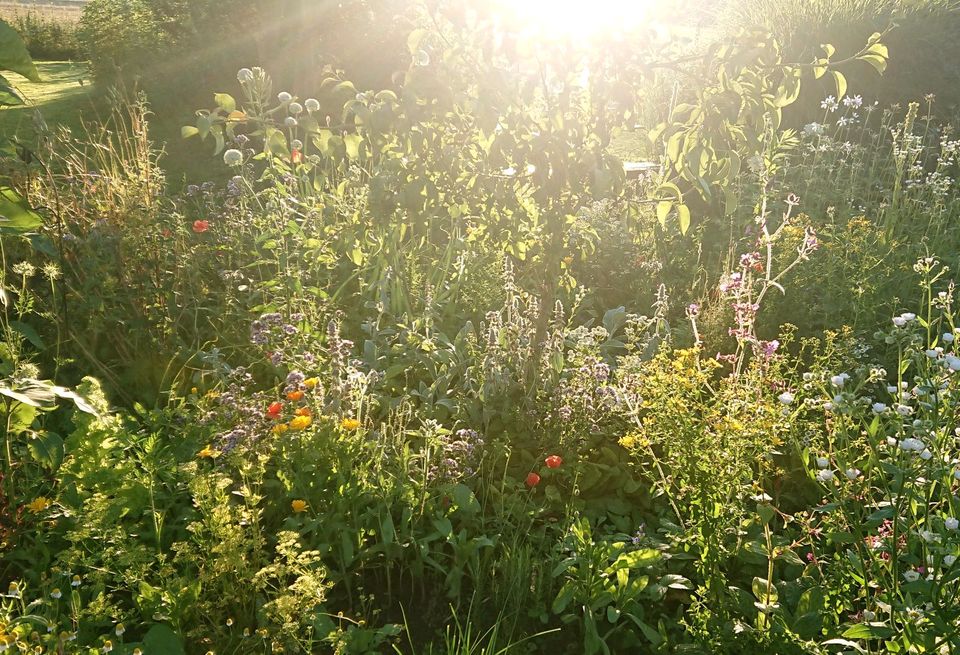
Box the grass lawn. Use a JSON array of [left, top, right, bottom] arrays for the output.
[[0, 61, 222, 187]]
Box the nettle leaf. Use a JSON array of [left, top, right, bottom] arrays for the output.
[[27, 431, 64, 470]]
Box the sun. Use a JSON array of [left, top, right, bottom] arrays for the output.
[[499, 0, 660, 38]]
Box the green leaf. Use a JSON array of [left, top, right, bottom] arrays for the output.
[[27, 431, 63, 470], [551, 580, 576, 614], [831, 71, 847, 100], [841, 623, 894, 640], [859, 54, 887, 75], [677, 203, 691, 235], [214, 93, 236, 112], [656, 201, 672, 227], [181, 125, 199, 139], [0, 186, 42, 233], [343, 133, 363, 160], [616, 548, 660, 569], [143, 624, 185, 655], [10, 320, 44, 349], [0, 20, 40, 81]]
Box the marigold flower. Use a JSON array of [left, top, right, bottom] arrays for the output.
[[295, 407, 311, 417], [545, 455, 563, 469], [272, 424, 289, 436], [197, 445, 219, 458], [266, 401, 283, 419], [303, 377, 319, 389], [289, 415, 312, 431], [26, 497, 52, 513], [286, 390, 304, 401], [291, 499, 308, 513], [192, 219, 209, 233], [525, 472, 541, 488], [340, 418, 361, 430]]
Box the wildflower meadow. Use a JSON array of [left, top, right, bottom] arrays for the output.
[[2, 0, 960, 653]]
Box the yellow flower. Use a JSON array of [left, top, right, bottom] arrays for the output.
[[340, 418, 361, 431], [291, 499, 308, 513], [190, 387, 198, 395], [618, 435, 637, 449], [26, 497, 51, 513], [289, 415, 312, 431], [197, 445, 219, 459], [303, 377, 319, 389], [272, 423, 289, 436]]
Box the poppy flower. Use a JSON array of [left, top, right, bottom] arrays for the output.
[[525, 472, 541, 488], [286, 390, 304, 401], [266, 401, 283, 419], [192, 220, 209, 233], [545, 455, 563, 469]]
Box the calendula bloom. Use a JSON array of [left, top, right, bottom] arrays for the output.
[[26, 497, 52, 513], [291, 499, 308, 513], [303, 377, 319, 389], [340, 418, 360, 430], [272, 424, 289, 436], [266, 401, 283, 419], [545, 455, 563, 469], [289, 415, 312, 430], [294, 407, 311, 417], [192, 220, 209, 233], [286, 390, 304, 401], [197, 445, 219, 458], [525, 472, 541, 488]]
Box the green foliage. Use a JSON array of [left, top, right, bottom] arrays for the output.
[[8, 12, 84, 62]]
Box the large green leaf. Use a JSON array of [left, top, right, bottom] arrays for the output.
[[0, 21, 39, 82], [0, 73, 23, 106], [0, 186, 43, 233]]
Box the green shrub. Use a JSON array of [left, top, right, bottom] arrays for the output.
[[10, 12, 84, 61], [718, 0, 960, 116]]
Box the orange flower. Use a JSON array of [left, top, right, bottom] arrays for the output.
[[266, 401, 283, 419], [525, 472, 541, 488], [289, 415, 312, 431], [291, 499, 308, 513], [295, 407, 311, 417], [340, 417, 360, 430], [545, 455, 563, 469], [192, 219, 209, 233], [286, 390, 304, 401]]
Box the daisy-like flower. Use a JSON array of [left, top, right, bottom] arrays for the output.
[[26, 497, 52, 513], [197, 445, 219, 458], [341, 418, 361, 430]]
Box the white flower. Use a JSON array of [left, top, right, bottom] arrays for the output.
[[920, 448, 933, 460], [902, 312, 917, 321], [925, 349, 939, 358], [223, 149, 243, 166], [893, 316, 907, 327], [945, 355, 960, 371], [831, 373, 849, 387], [845, 468, 861, 480], [278, 91, 292, 103], [778, 392, 795, 405], [816, 457, 830, 469], [237, 68, 254, 84], [305, 98, 320, 112], [288, 101, 303, 116], [816, 469, 835, 482], [803, 372, 814, 382], [862, 610, 876, 621], [903, 570, 920, 582], [284, 116, 298, 127], [920, 529, 940, 543], [946, 517, 959, 531], [886, 437, 898, 447], [945, 555, 957, 566], [887, 385, 898, 394], [872, 402, 887, 413], [823, 402, 834, 411], [899, 438, 923, 451], [895, 404, 913, 416], [943, 332, 955, 344]]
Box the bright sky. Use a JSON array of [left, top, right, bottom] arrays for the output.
[[502, 0, 660, 37]]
